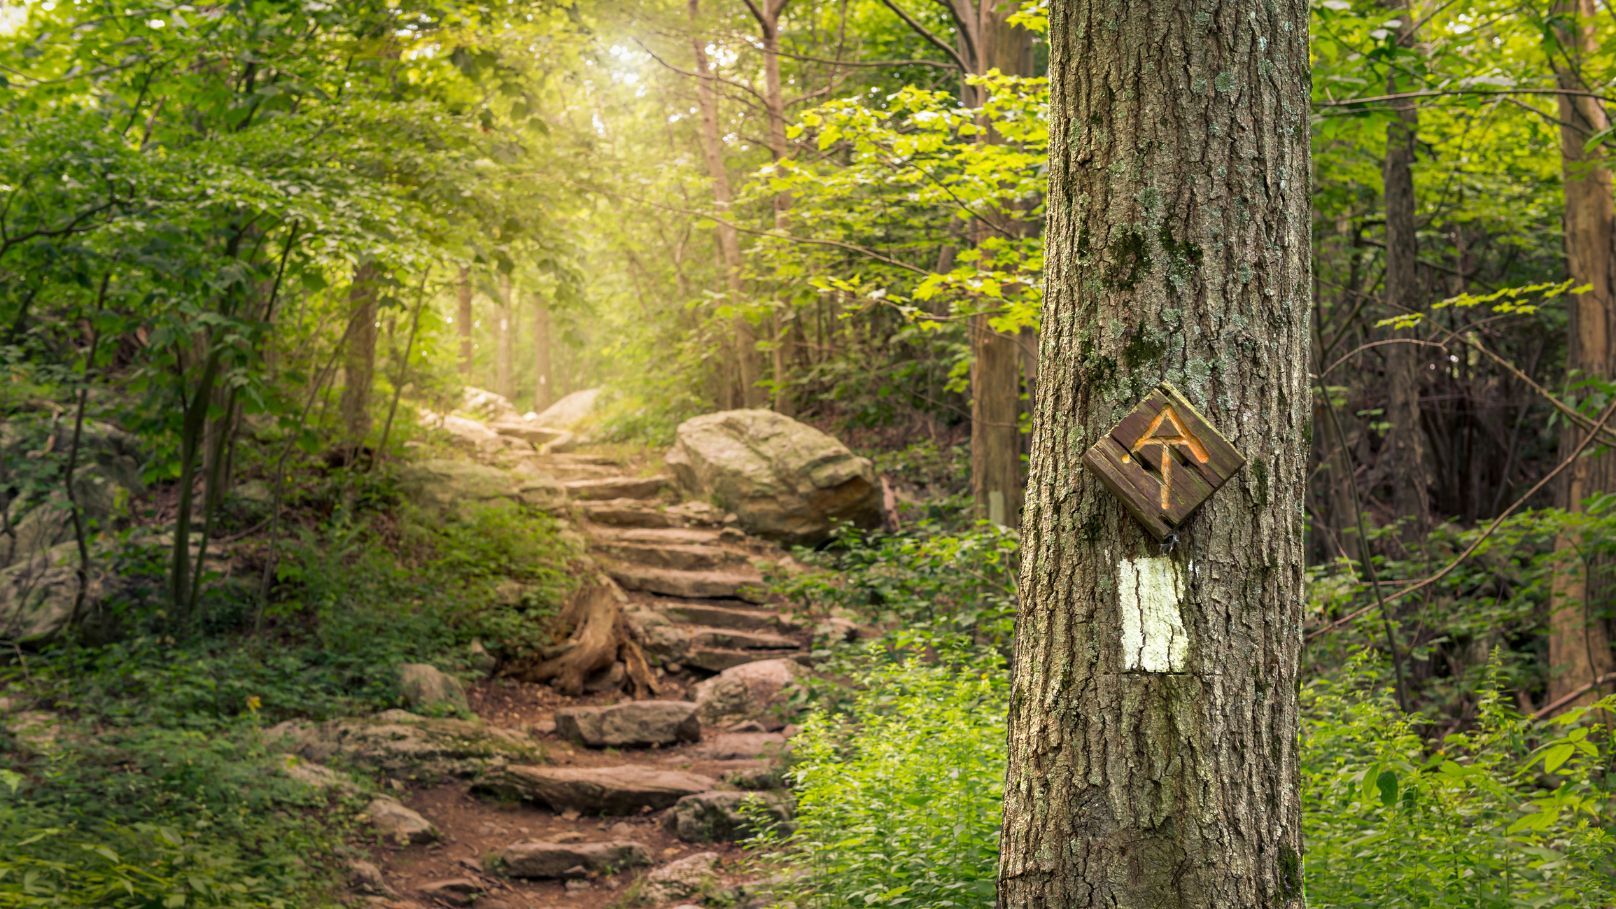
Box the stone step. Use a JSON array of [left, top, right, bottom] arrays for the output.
[[475, 765, 716, 815], [586, 526, 733, 547], [580, 499, 728, 530], [686, 626, 800, 651], [495, 840, 652, 879], [595, 540, 752, 572], [684, 646, 804, 673], [562, 475, 671, 502], [657, 600, 802, 633], [607, 563, 765, 602], [553, 700, 701, 748]]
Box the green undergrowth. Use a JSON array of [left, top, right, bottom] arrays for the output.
[[761, 522, 1616, 909], [0, 468, 577, 907]]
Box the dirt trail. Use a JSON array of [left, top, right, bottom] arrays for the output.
[[363, 446, 813, 909]]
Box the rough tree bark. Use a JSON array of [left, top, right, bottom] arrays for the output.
[[457, 266, 474, 379], [1381, 0, 1432, 537], [689, 0, 763, 409], [1546, 0, 1616, 708], [340, 260, 380, 447], [533, 291, 554, 411], [998, 1, 1311, 906]]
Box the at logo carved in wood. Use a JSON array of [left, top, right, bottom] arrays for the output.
[[1082, 383, 1245, 540]]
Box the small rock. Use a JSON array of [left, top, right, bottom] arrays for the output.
[[496, 840, 651, 879], [583, 661, 627, 693], [467, 640, 497, 676], [277, 755, 358, 794], [668, 790, 793, 843], [396, 663, 468, 713], [554, 700, 701, 748], [564, 879, 592, 892], [364, 796, 438, 845], [347, 859, 396, 897], [642, 851, 721, 903], [417, 878, 483, 905]]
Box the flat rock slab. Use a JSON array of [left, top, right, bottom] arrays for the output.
[[587, 526, 730, 546], [688, 626, 799, 651], [554, 700, 701, 748], [607, 563, 764, 602], [562, 476, 670, 501], [659, 600, 799, 633], [478, 765, 717, 814], [594, 540, 748, 572], [496, 840, 651, 879], [685, 647, 802, 674]]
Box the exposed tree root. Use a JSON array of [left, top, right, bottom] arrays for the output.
[[509, 571, 659, 696]]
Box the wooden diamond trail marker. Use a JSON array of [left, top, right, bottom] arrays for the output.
[[1081, 383, 1245, 540]]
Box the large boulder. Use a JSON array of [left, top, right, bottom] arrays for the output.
[[0, 541, 97, 643], [394, 459, 561, 517], [532, 389, 602, 431], [693, 658, 803, 731], [665, 410, 880, 544]]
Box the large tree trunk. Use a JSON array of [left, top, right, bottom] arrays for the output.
[[1381, 0, 1432, 537], [533, 292, 554, 411], [689, 0, 762, 409], [340, 260, 380, 447], [1546, 0, 1616, 708], [998, 1, 1311, 906], [457, 266, 474, 379]]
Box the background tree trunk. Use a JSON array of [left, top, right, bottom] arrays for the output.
[[1381, 0, 1433, 538], [496, 272, 515, 400], [340, 260, 379, 447], [1546, 0, 1616, 708], [457, 266, 474, 379], [533, 291, 554, 411], [690, 0, 762, 409], [998, 1, 1311, 905], [749, 0, 800, 416]]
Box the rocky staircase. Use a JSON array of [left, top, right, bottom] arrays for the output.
[[347, 447, 815, 909]]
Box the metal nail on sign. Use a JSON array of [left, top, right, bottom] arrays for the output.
[[1082, 383, 1245, 540]]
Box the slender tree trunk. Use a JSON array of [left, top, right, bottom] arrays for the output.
[[496, 273, 515, 401], [457, 266, 474, 379], [1381, 0, 1432, 537], [340, 260, 380, 447], [1547, 0, 1616, 708], [751, 0, 799, 416], [533, 292, 554, 411], [690, 0, 762, 409], [999, 1, 1311, 905], [943, 0, 1035, 527]]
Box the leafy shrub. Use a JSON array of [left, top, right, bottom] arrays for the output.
[[1302, 660, 1616, 908], [759, 652, 1006, 909], [776, 521, 1019, 654], [0, 721, 349, 908]]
